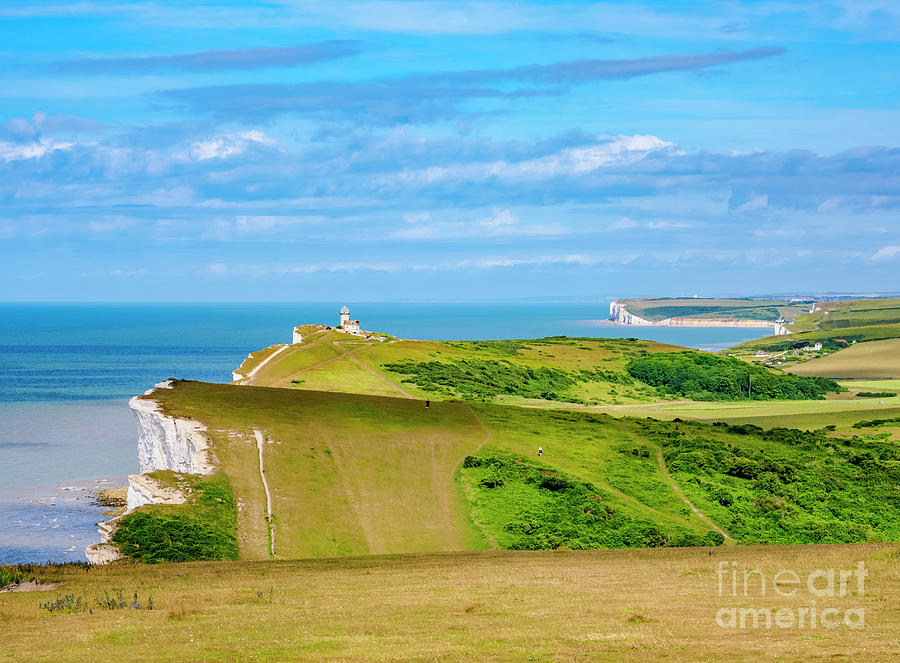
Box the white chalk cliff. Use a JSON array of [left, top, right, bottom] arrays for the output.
[[130, 381, 214, 475], [86, 380, 214, 564], [609, 301, 790, 335]]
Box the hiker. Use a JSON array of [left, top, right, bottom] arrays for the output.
[[425, 400, 430, 408], [538, 445, 543, 458]]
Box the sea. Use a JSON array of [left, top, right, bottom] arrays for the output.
[[0, 302, 765, 564]]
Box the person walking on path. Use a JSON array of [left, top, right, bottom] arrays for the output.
[[538, 445, 543, 458]]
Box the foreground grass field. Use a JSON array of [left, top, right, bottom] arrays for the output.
[[3, 545, 899, 662]]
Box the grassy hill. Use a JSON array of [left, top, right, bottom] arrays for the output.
[[239, 332, 693, 405], [113, 379, 900, 563], [727, 298, 900, 378], [239, 332, 840, 407], [788, 338, 900, 379]]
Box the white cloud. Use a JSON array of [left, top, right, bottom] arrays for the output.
[[872, 245, 900, 261], [647, 221, 691, 229], [479, 208, 518, 228], [393, 207, 565, 240], [109, 268, 149, 277], [207, 263, 228, 274], [735, 193, 768, 212], [378, 134, 679, 187], [0, 139, 73, 162], [89, 217, 135, 233], [609, 217, 638, 230], [189, 130, 275, 161]]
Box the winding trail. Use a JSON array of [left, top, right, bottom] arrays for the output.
[[242, 345, 290, 385], [253, 430, 276, 557], [456, 409, 498, 549], [653, 447, 734, 543], [333, 341, 416, 399]]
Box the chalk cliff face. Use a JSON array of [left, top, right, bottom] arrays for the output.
[[609, 301, 790, 335], [86, 380, 213, 564], [129, 381, 215, 475]]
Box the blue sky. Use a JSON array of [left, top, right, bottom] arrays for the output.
[[1, 0, 898, 301]]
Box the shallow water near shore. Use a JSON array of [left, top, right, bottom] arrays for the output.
[[0, 302, 766, 563]]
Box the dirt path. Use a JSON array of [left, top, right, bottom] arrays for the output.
[[654, 447, 734, 543], [333, 341, 416, 399], [253, 430, 277, 556], [457, 409, 498, 549], [242, 345, 290, 385]]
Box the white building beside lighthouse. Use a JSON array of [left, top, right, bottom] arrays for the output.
[[339, 305, 361, 334]]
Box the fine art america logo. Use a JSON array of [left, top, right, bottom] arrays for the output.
[[716, 561, 867, 629]]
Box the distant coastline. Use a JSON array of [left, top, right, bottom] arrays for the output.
[[608, 301, 790, 336]]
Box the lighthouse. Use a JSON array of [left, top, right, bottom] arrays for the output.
[[339, 306, 361, 333]]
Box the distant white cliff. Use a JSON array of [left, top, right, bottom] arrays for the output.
[[609, 301, 790, 335], [85, 380, 214, 564]]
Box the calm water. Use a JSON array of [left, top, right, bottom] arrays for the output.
[[0, 302, 764, 563]]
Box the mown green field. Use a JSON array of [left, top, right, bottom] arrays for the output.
[[788, 338, 900, 379], [4, 545, 899, 662], [595, 391, 900, 432]]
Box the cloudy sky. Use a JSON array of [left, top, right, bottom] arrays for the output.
[[1, 0, 898, 301]]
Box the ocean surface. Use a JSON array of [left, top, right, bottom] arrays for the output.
[[0, 302, 765, 564]]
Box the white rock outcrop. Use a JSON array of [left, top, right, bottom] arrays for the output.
[[85, 543, 123, 565], [87, 380, 213, 563], [129, 381, 214, 475], [126, 473, 189, 511]]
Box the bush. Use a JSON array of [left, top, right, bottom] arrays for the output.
[[626, 351, 842, 401], [460, 454, 723, 551], [112, 473, 238, 563]]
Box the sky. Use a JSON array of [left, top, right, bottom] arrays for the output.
[[0, 0, 898, 302]]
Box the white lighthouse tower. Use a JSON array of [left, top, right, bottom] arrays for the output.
[[339, 305, 361, 333]]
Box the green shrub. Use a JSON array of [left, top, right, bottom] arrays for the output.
[[459, 454, 722, 550], [112, 473, 238, 563], [626, 351, 842, 401], [382, 359, 624, 402]]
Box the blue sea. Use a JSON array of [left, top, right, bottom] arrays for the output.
[[0, 302, 765, 564]]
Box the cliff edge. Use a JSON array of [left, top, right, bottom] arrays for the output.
[[85, 380, 214, 564]]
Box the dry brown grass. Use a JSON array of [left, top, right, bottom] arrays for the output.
[[3, 544, 899, 662]]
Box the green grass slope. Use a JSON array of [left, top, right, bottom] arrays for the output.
[[729, 297, 900, 355], [788, 338, 900, 379], [130, 380, 900, 560], [248, 334, 687, 405]]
